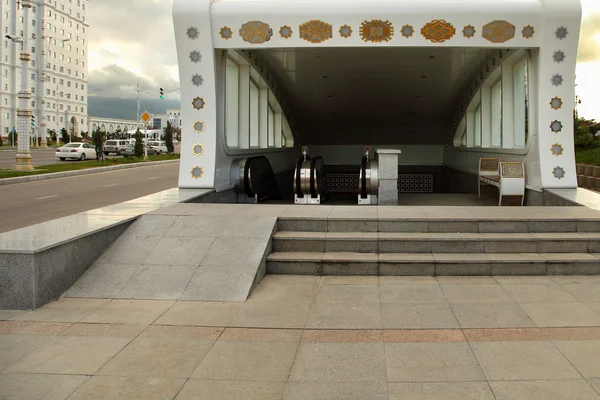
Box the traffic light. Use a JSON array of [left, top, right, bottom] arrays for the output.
[[31, 115, 35, 127], [159, 88, 164, 99]]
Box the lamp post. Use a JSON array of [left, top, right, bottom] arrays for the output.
[[7, 0, 34, 171]]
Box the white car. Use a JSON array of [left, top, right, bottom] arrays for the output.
[[56, 142, 97, 161], [147, 141, 168, 155]]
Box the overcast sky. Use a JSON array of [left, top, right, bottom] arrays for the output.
[[88, 0, 600, 120]]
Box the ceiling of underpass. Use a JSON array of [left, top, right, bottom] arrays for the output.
[[256, 47, 497, 145]]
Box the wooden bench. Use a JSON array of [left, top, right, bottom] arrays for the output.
[[478, 158, 525, 206]]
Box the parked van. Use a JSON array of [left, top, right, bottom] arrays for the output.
[[103, 140, 130, 156]]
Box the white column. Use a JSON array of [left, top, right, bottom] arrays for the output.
[[274, 112, 283, 148], [238, 65, 250, 149], [14, 0, 34, 171], [38, 5, 47, 148], [502, 63, 515, 149], [259, 87, 268, 148], [480, 88, 492, 148], [466, 112, 475, 148]]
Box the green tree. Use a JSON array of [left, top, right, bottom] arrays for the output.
[[0, 134, 3, 146], [92, 128, 105, 162], [164, 121, 174, 154], [134, 129, 144, 158], [60, 128, 69, 144], [574, 109, 597, 150]]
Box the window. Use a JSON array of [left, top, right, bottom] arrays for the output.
[[491, 79, 502, 147], [474, 106, 482, 147], [60, 79, 64, 85], [250, 81, 259, 147], [31, 73, 35, 80], [267, 105, 275, 147], [225, 59, 239, 148]]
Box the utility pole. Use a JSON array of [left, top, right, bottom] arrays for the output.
[[13, 0, 34, 171]]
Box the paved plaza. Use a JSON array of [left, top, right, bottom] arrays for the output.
[[2, 275, 600, 399]]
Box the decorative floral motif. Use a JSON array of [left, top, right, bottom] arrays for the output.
[[481, 158, 500, 172], [551, 74, 563, 87], [553, 50, 565, 63], [299, 20, 332, 43], [421, 20, 455, 43], [482, 20, 516, 43], [192, 143, 205, 156], [555, 26, 568, 40], [501, 195, 523, 206], [280, 25, 293, 39], [191, 166, 204, 179], [522, 25, 535, 39], [192, 97, 205, 110], [553, 166, 565, 179], [192, 74, 204, 86], [462, 25, 476, 38], [551, 143, 564, 156], [360, 20, 394, 42], [239, 21, 273, 44], [187, 27, 199, 40], [193, 120, 206, 133], [339, 25, 352, 38], [501, 162, 524, 178], [220, 26, 233, 40], [399, 25, 414, 38], [189, 51, 202, 63], [550, 97, 563, 110], [550, 120, 563, 133]]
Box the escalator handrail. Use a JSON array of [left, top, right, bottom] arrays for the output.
[[295, 155, 310, 197], [360, 156, 367, 198], [310, 156, 325, 198], [244, 157, 254, 197]]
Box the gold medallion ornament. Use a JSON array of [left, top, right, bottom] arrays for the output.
[[462, 25, 476, 38], [191, 166, 204, 179], [522, 25, 535, 38], [339, 25, 352, 38], [192, 143, 205, 156], [193, 120, 206, 133], [240, 21, 273, 44], [551, 143, 564, 156], [360, 20, 394, 42], [482, 20, 516, 43], [192, 97, 205, 110], [401, 25, 414, 38], [280, 25, 293, 39], [220, 26, 233, 40], [299, 20, 333, 43], [550, 97, 563, 110], [421, 20, 455, 43]]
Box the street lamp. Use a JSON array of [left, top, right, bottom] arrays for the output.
[[7, 0, 35, 171]]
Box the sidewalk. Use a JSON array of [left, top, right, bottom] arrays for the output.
[[2, 275, 600, 399]]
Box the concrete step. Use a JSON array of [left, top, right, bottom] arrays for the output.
[[277, 217, 600, 233], [272, 231, 600, 254], [266, 252, 600, 276]]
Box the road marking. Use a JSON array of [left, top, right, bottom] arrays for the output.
[[35, 195, 58, 200], [147, 176, 159, 180], [104, 184, 119, 188]]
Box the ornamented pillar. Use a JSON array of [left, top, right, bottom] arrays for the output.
[[14, 0, 34, 171]]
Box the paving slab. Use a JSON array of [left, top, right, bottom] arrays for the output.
[[0, 334, 54, 371], [501, 283, 580, 303], [389, 382, 496, 400], [9, 298, 110, 322], [79, 299, 174, 325], [283, 382, 388, 400], [0, 373, 89, 400], [470, 341, 582, 380], [382, 303, 459, 329], [64, 263, 140, 299], [154, 301, 241, 327], [519, 303, 600, 327], [451, 302, 536, 328], [441, 284, 513, 303], [306, 302, 383, 329], [67, 376, 186, 400], [176, 380, 286, 400], [385, 342, 485, 382], [192, 340, 298, 381], [554, 340, 600, 378], [489, 380, 600, 400], [289, 342, 387, 382]]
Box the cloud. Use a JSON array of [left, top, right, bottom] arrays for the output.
[[578, 12, 600, 63], [89, 64, 178, 98]]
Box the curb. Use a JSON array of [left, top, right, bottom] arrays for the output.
[[0, 159, 180, 186]]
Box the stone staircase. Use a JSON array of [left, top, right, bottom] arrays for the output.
[[267, 216, 600, 276]]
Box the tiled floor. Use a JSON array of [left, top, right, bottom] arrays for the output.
[[3, 275, 600, 399]]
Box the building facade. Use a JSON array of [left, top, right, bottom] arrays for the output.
[[0, 0, 89, 142], [166, 109, 182, 129], [173, 0, 581, 196], [88, 116, 143, 135]]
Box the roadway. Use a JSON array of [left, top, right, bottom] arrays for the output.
[[0, 162, 179, 233]]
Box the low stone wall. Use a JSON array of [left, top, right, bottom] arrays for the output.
[[577, 164, 600, 190]]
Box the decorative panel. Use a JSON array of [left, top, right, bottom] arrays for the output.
[[299, 20, 333, 43], [482, 20, 516, 43], [397, 174, 434, 193], [360, 20, 394, 42], [239, 21, 273, 44], [421, 20, 455, 43], [326, 174, 358, 193]]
